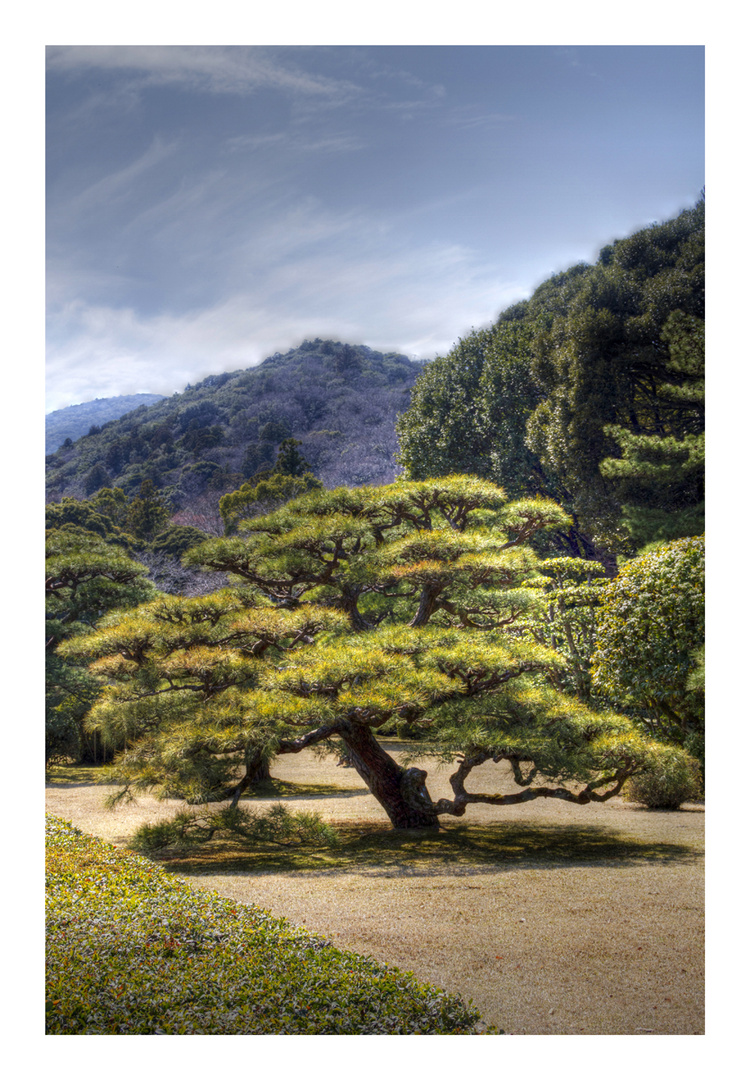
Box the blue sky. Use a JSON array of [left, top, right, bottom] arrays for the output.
[[46, 45, 704, 412]]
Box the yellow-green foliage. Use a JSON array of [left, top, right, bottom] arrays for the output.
[[68, 475, 693, 821], [46, 815, 488, 1035]]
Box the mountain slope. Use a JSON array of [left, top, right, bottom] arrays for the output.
[[46, 394, 166, 455], [45, 340, 422, 507]]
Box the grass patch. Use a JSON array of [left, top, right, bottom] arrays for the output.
[[130, 804, 342, 854], [46, 814, 493, 1035]]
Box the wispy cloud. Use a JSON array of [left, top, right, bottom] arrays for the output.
[[445, 105, 519, 129], [46, 46, 360, 102], [225, 129, 366, 157], [52, 136, 178, 225], [45, 46, 704, 413], [46, 221, 526, 411]]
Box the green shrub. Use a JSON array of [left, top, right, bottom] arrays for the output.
[[130, 803, 341, 852], [46, 815, 492, 1034], [623, 745, 702, 809]]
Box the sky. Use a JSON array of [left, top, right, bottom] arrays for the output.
[[45, 44, 704, 412]]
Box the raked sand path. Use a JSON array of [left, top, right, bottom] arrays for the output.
[[46, 746, 704, 1035]]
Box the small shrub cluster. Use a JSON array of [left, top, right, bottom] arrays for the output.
[[623, 746, 703, 809], [46, 815, 492, 1034], [130, 803, 341, 853]]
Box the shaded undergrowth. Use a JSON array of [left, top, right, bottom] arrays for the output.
[[47, 763, 702, 878], [153, 818, 700, 877]]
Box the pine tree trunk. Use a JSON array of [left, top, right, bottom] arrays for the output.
[[230, 749, 272, 807], [410, 584, 442, 628], [341, 584, 373, 631], [339, 720, 439, 829]]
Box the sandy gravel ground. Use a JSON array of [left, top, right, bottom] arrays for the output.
[[46, 748, 704, 1035]]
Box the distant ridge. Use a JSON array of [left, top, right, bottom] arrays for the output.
[[46, 394, 166, 455], [45, 340, 423, 506]]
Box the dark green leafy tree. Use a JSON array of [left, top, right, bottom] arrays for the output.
[[83, 463, 111, 496], [150, 524, 211, 559], [396, 331, 496, 481], [272, 438, 312, 478], [525, 557, 607, 702], [591, 536, 704, 766], [64, 478, 691, 828], [398, 200, 704, 568], [599, 311, 704, 548], [219, 471, 323, 535], [46, 527, 156, 763], [526, 200, 704, 554], [125, 479, 171, 542], [46, 489, 136, 549]]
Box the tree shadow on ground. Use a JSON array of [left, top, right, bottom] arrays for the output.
[[46, 766, 366, 800], [154, 819, 701, 878], [245, 779, 368, 800], [46, 764, 105, 787]]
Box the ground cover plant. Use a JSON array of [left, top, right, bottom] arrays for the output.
[[45, 814, 491, 1035]]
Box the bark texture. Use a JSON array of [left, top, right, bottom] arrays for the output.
[[339, 720, 439, 829]]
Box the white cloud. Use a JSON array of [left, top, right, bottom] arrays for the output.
[[46, 229, 527, 411]]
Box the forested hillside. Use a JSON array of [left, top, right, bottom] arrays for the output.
[[397, 198, 704, 564], [46, 394, 166, 455], [45, 341, 421, 510]]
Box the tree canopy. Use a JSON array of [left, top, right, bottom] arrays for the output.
[[397, 199, 705, 562], [63, 477, 691, 829]]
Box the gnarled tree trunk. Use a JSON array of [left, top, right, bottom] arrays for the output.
[[230, 748, 272, 807], [339, 720, 439, 829]]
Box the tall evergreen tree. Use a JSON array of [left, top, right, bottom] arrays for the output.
[[526, 199, 704, 553], [397, 199, 705, 564], [125, 479, 171, 542]]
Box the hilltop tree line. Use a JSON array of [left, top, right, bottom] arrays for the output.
[[46, 394, 166, 456], [46, 341, 422, 515], [46, 199, 705, 824]]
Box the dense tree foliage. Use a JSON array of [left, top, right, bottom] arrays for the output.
[[591, 536, 705, 765], [46, 527, 156, 762], [525, 557, 606, 703], [45, 341, 422, 510], [527, 201, 704, 552], [45, 488, 135, 549], [598, 311, 704, 548], [397, 199, 705, 562], [124, 479, 171, 542], [63, 477, 691, 829]]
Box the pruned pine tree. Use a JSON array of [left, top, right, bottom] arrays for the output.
[[63, 477, 688, 830]]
